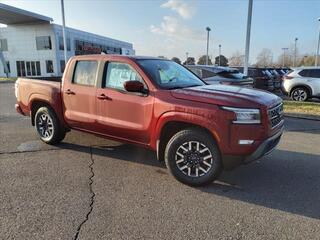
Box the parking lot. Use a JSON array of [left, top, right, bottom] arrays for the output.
[[1, 82, 320, 239]]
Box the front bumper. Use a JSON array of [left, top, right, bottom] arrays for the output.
[[244, 126, 284, 163], [222, 126, 284, 169]]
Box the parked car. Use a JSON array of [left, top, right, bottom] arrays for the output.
[[282, 67, 320, 101], [267, 68, 282, 90], [15, 55, 284, 186], [186, 65, 254, 87]]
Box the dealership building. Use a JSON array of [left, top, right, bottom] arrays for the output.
[[0, 3, 135, 77]]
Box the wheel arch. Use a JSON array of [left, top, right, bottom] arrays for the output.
[[290, 84, 313, 97], [154, 112, 221, 162]]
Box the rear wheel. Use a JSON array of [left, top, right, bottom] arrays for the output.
[[291, 87, 309, 101], [34, 106, 66, 144], [164, 129, 222, 186]]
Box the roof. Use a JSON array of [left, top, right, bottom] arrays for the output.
[[0, 3, 52, 25]]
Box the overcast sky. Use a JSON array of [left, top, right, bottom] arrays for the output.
[[1, 0, 320, 62]]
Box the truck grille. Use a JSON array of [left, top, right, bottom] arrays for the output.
[[268, 103, 284, 128]]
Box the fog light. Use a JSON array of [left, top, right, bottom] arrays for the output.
[[239, 140, 254, 145]]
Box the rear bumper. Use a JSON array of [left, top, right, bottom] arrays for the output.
[[222, 126, 284, 169], [15, 103, 25, 116]]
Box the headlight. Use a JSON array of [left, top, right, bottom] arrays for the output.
[[222, 106, 261, 124]]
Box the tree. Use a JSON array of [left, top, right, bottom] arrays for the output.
[[299, 55, 315, 66], [256, 48, 273, 67], [228, 51, 244, 66], [197, 55, 212, 65], [183, 57, 196, 65], [171, 57, 181, 64], [214, 55, 228, 66], [277, 52, 292, 67]]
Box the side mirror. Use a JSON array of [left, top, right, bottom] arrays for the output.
[[123, 81, 146, 93]]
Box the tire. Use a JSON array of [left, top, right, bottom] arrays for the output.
[[34, 106, 66, 144], [291, 87, 309, 101], [164, 128, 222, 186]]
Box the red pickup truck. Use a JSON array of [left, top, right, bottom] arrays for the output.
[[15, 55, 284, 186]]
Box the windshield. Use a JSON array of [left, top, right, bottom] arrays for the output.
[[137, 59, 205, 89]]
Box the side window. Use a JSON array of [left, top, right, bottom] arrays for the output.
[[202, 69, 216, 78], [104, 62, 144, 90], [310, 69, 320, 78], [73, 61, 98, 86], [299, 70, 310, 77]]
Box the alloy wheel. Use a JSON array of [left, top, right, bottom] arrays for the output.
[[36, 113, 54, 140], [292, 89, 307, 101], [175, 141, 213, 177]]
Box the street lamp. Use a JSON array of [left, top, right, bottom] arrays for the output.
[[60, 0, 67, 65], [206, 27, 211, 65], [315, 17, 320, 67], [282, 47, 289, 67], [244, 0, 253, 76], [186, 52, 189, 61], [293, 37, 298, 67], [218, 44, 221, 66]]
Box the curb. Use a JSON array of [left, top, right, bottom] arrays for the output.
[[284, 113, 320, 121], [0, 80, 16, 84]]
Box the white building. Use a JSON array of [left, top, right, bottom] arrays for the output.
[[0, 3, 135, 77]]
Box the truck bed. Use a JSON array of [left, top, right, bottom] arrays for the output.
[[15, 77, 65, 125]]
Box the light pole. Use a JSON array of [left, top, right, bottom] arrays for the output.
[[293, 37, 298, 67], [60, 0, 67, 65], [315, 17, 320, 67], [244, 0, 253, 76], [218, 44, 221, 66], [186, 52, 189, 61], [282, 47, 289, 67], [206, 27, 211, 65]]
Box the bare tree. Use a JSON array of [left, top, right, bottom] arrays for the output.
[[256, 48, 273, 67], [229, 51, 244, 67], [299, 55, 315, 66]]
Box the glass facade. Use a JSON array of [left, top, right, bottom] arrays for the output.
[[74, 39, 121, 55], [58, 36, 71, 51]]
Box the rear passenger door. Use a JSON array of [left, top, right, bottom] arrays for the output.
[[95, 61, 154, 144], [62, 60, 98, 132]]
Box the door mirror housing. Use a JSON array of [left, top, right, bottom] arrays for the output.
[[123, 81, 146, 94]]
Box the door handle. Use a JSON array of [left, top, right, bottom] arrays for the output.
[[65, 89, 75, 95], [97, 94, 111, 100]]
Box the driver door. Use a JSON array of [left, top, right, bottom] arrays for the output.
[[95, 61, 154, 144]]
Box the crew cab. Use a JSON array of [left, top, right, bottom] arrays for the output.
[[15, 55, 284, 186]]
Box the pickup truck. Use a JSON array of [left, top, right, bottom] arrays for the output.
[[15, 55, 284, 186]]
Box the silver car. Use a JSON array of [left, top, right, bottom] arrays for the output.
[[282, 67, 320, 101]]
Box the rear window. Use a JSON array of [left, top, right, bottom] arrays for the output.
[[299, 69, 320, 78], [73, 61, 98, 86], [202, 69, 216, 78]]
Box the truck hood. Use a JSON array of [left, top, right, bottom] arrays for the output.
[[170, 84, 281, 108]]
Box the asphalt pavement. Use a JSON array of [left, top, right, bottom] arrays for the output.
[[1, 82, 320, 240]]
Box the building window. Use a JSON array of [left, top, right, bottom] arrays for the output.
[[72, 61, 98, 86], [36, 36, 52, 50], [46, 60, 54, 73], [0, 39, 8, 51], [60, 60, 65, 74], [16, 61, 26, 77], [24, 61, 41, 76], [59, 37, 71, 51]]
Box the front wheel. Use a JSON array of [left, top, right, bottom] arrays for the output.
[[34, 106, 66, 144], [164, 129, 222, 186]]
